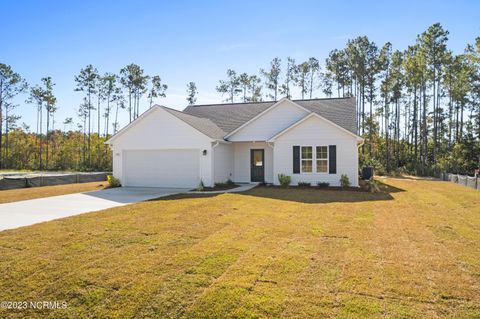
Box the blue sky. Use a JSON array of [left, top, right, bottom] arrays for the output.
[[3, 0, 480, 132]]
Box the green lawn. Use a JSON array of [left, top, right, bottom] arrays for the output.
[[0, 178, 479, 318]]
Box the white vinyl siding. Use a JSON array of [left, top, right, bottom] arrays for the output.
[[273, 115, 359, 187], [228, 100, 308, 141], [213, 143, 234, 183]]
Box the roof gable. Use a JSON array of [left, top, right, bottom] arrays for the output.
[[268, 112, 363, 142], [225, 98, 310, 141], [106, 106, 223, 144]]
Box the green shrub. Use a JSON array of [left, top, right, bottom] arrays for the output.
[[317, 182, 330, 188], [226, 178, 235, 185], [340, 174, 350, 188], [298, 181, 311, 187], [107, 175, 121, 187], [278, 174, 291, 187], [196, 180, 205, 191]]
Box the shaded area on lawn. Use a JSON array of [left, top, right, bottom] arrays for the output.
[[156, 181, 405, 204], [240, 182, 404, 204]]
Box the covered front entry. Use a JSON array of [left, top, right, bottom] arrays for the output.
[[122, 149, 200, 188], [250, 149, 265, 182]]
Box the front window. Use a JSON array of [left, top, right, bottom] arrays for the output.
[[301, 146, 313, 173], [316, 146, 328, 173]]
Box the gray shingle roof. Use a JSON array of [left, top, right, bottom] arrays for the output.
[[183, 97, 358, 136], [295, 98, 357, 134], [161, 106, 227, 139], [183, 101, 274, 134]]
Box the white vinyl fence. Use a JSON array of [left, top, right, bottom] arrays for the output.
[[439, 173, 480, 190]]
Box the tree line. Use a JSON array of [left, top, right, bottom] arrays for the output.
[[0, 23, 478, 174], [214, 24, 479, 175], [0, 63, 172, 171]]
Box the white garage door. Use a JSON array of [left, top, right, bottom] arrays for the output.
[[123, 149, 200, 188]]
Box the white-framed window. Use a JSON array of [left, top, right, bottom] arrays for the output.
[[316, 146, 328, 173], [301, 146, 313, 173]]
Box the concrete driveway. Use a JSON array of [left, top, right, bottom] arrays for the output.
[[0, 187, 188, 231]]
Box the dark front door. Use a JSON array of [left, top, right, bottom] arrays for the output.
[[250, 149, 265, 182]]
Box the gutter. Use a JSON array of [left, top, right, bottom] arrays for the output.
[[215, 139, 232, 144]]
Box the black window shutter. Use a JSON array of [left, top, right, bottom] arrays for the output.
[[329, 145, 336, 174], [293, 146, 300, 174]]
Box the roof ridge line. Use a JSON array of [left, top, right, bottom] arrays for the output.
[[185, 96, 355, 108]]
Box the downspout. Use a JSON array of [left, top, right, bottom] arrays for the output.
[[211, 141, 220, 185], [267, 141, 274, 184], [356, 138, 364, 187]]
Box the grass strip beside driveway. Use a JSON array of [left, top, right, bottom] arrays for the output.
[[0, 181, 108, 204]]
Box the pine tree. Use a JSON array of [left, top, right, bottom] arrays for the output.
[[280, 57, 295, 99], [260, 58, 281, 101], [74, 65, 98, 167], [148, 75, 167, 108], [186, 82, 198, 105], [216, 69, 241, 103]]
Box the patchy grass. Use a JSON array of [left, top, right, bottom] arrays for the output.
[[0, 178, 479, 318], [0, 181, 108, 204]]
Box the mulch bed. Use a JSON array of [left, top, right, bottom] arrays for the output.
[[191, 184, 239, 192]]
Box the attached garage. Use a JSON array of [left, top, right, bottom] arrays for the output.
[[122, 149, 200, 188], [107, 106, 218, 187]]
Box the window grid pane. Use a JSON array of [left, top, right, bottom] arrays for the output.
[[302, 160, 313, 172], [316, 146, 328, 159], [301, 146, 312, 159], [317, 159, 328, 173]]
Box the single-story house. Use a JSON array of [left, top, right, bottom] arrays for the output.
[[106, 97, 363, 188]]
